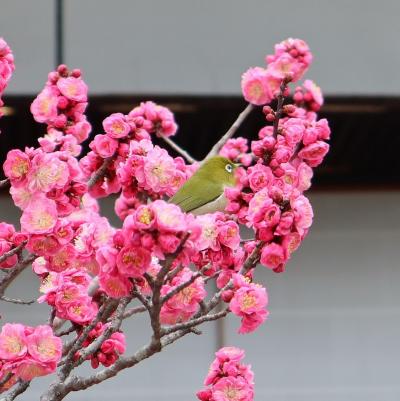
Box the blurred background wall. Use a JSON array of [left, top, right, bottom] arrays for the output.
[[0, 1, 399, 400], [2, 0, 400, 95]]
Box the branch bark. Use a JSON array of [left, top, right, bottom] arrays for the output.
[[87, 157, 114, 189], [205, 103, 254, 158], [0, 254, 35, 298], [159, 134, 197, 164], [0, 241, 27, 265]]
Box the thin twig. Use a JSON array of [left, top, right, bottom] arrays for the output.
[[87, 157, 114, 189], [56, 324, 77, 337], [161, 264, 210, 306], [0, 178, 10, 190], [206, 103, 254, 158], [272, 79, 289, 138], [73, 297, 131, 367], [118, 305, 147, 321], [160, 272, 201, 305], [159, 134, 197, 164], [0, 241, 27, 264], [161, 308, 229, 335], [0, 254, 35, 297], [132, 284, 152, 312], [59, 299, 118, 380], [165, 263, 185, 282]]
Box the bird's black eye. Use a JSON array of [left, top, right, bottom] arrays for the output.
[[225, 164, 233, 173]]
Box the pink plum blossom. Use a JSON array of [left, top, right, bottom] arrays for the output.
[[230, 279, 269, 333], [27, 152, 69, 193], [26, 325, 62, 363], [15, 358, 56, 381], [30, 87, 59, 123], [0, 324, 27, 360], [57, 76, 88, 102], [103, 113, 131, 139], [241, 67, 272, 105], [20, 196, 58, 234], [3, 149, 30, 186]]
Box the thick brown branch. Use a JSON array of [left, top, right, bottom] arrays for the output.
[[206, 103, 254, 158], [0, 295, 35, 305], [0, 254, 35, 297], [60, 325, 199, 395], [1, 380, 30, 401], [149, 232, 191, 344]]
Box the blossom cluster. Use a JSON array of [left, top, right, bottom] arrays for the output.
[[0, 38, 15, 119], [241, 38, 312, 105], [219, 138, 252, 167], [160, 267, 206, 324], [0, 223, 26, 269], [191, 212, 244, 280], [37, 268, 98, 324], [74, 322, 126, 368], [3, 147, 87, 232], [31, 64, 91, 156], [293, 79, 324, 112], [116, 139, 191, 209], [225, 38, 331, 273], [97, 200, 201, 298], [0, 323, 61, 385], [0, 36, 330, 395], [197, 347, 254, 401], [227, 274, 269, 334], [80, 101, 178, 198]]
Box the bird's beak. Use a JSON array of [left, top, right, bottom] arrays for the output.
[[235, 163, 243, 168]]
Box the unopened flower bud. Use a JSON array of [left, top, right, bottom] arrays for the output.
[[266, 113, 275, 122], [57, 96, 69, 109], [221, 290, 234, 303], [57, 64, 68, 76], [71, 69, 82, 78], [283, 104, 296, 114], [262, 106, 273, 115]]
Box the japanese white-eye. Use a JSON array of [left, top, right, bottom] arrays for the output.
[[169, 156, 238, 215]]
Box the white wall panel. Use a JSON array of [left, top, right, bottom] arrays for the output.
[[1, 0, 400, 95], [0, 0, 54, 94], [0, 191, 399, 400], [64, 0, 400, 95]]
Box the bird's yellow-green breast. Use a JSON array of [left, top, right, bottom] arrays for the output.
[[169, 156, 237, 215]]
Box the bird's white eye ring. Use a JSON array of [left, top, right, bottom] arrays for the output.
[[225, 164, 233, 173]]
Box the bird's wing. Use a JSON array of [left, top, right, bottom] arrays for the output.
[[169, 180, 222, 213]]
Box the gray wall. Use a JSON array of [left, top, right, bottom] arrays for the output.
[[1, 191, 399, 401], [1, 0, 400, 95]]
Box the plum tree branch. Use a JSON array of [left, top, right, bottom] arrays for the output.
[[0, 254, 36, 299], [87, 157, 114, 189], [206, 103, 254, 159], [0, 241, 27, 264], [159, 134, 197, 164]]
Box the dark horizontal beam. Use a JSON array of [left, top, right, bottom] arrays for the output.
[[1, 95, 399, 189]]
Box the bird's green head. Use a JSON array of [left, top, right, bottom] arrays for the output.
[[200, 156, 238, 187]]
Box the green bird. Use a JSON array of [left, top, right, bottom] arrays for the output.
[[169, 156, 238, 215]]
